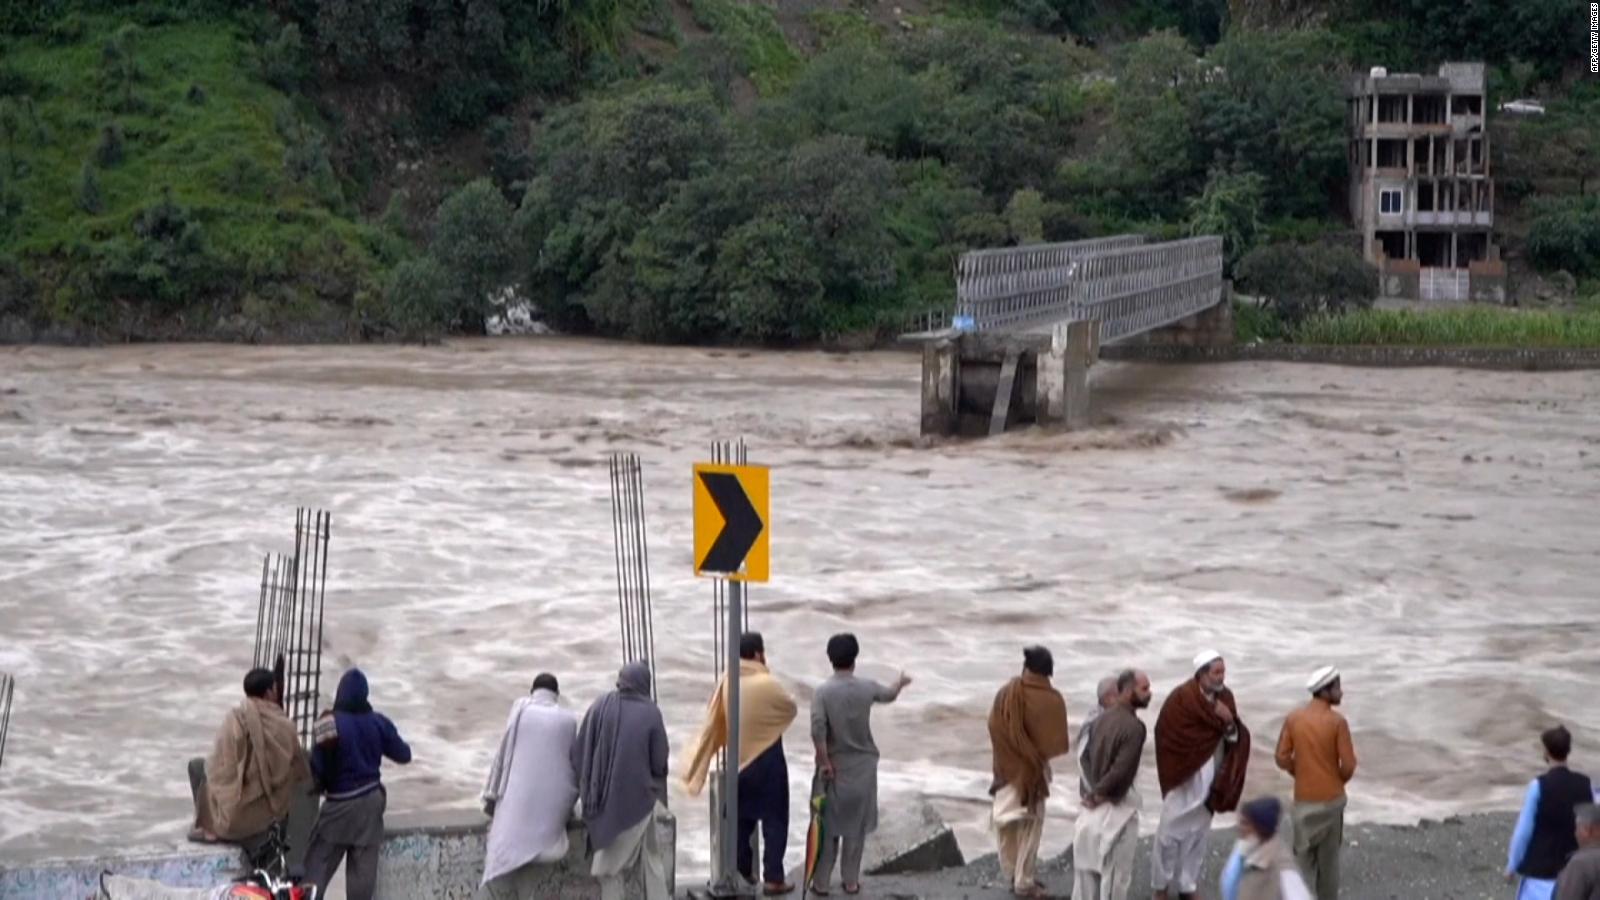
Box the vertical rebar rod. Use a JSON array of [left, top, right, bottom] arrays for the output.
[[610, 456, 630, 666], [630, 458, 656, 699], [0, 674, 13, 772], [274, 554, 292, 676], [254, 556, 270, 667], [311, 510, 330, 738], [628, 458, 645, 666], [293, 508, 313, 743]]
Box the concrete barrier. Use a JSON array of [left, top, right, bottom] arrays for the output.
[[0, 810, 677, 900], [864, 802, 965, 876]]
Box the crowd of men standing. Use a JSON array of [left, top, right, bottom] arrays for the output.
[[185, 640, 1600, 900]]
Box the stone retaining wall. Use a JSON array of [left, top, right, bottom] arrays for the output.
[[1100, 343, 1600, 370]]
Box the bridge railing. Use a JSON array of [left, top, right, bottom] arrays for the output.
[[952, 235, 1147, 332], [1066, 236, 1223, 342]]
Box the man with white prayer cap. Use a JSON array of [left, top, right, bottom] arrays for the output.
[[1153, 650, 1251, 900], [1275, 665, 1357, 900]]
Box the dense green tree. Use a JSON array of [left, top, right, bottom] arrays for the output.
[[1102, 30, 1205, 215], [1187, 169, 1264, 274], [1192, 29, 1346, 219], [1526, 197, 1600, 279], [1237, 242, 1375, 325], [429, 178, 517, 332], [383, 255, 453, 335], [1335, 0, 1579, 84]]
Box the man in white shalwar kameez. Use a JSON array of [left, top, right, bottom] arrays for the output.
[[481, 673, 580, 899], [1152, 651, 1252, 900]]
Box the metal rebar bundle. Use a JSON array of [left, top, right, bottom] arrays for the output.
[[0, 672, 14, 773], [252, 509, 332, 749], [609, 453, 657, 700]]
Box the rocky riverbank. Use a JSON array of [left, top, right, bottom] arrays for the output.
[[841, 812, 1516, 899]]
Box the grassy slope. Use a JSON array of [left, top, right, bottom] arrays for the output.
[[1, 15, 390, 329]]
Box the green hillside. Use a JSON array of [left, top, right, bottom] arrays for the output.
[[0, 0, 1595, 343]]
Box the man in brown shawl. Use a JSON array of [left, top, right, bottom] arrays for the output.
[[988, 645, 1070, 898], [188, 668, 311, 857], [1152, 650, 1251, 900]]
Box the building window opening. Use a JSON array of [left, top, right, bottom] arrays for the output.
[[1379, 189, 1404, 214], [1414, 94, 1447, 124], [1450, 95, 1483, 116], [1378, 95, 1408, 122], [1418, 181, 1436, 212], [1417, 232, 1450, 267], [1376, 139, 1407, 168], [1376, 231, 1407, 260], [1458, 232, 1488, 264]]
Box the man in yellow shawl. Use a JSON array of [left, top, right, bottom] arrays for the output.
[[988, 646, 1070, 899], [683, 632, 799, 895]]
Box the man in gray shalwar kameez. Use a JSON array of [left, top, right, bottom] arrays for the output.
[[810, 633, 912, 895], [573, 662, 672, 900]]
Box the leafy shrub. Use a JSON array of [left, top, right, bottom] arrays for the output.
[[76, 160, 103, 213], [383, 256, 453, 336], [484, 116, 531, 198], [94, 121, 125, 167], [258, 23, 307, 91], [1232, 297, 1285, 343], [1526, 196, 1600, 279], [1236, 242, 1375, 325], [91, 188, 220, 308]]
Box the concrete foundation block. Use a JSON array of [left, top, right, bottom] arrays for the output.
[[864, 802, 966, 876], [919, 339, 960, 436]]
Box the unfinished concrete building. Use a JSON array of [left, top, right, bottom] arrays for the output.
[[1348, 61, 1506, 302]]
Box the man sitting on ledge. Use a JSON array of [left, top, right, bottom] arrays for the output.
[[188, 667, 311, 859]]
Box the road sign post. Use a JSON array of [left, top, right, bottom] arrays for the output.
[[693, 463, 769, 899]]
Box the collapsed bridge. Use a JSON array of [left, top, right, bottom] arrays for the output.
[[909, 234, 1228, 436]]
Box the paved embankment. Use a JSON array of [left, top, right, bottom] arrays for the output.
[[823, 812, 1515, 899]]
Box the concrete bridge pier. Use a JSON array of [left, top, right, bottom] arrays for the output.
[[919, 320, 1100, 438]]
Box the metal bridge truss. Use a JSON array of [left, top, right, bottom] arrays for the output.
[[950, 234, 1223, 342]]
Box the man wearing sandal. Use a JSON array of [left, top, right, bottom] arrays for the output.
[[809, 633, 912, 896]]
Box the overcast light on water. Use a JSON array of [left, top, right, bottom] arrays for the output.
[[2, 339, 1598, 875]]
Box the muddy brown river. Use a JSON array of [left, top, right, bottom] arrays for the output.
[[1, 339, 1597, 875]]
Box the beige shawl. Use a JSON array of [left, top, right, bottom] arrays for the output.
[[681, 660, 798, 797], [207, 697, 311, 840]]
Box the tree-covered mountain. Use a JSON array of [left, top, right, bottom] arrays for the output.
[[1, 0, 1594, 343]]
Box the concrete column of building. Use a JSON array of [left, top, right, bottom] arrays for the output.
[[919, 338, 959, 436], [1451, 232, 1458, 269]]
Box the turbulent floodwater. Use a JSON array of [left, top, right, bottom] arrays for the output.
[[2, 339, 1598, 874]]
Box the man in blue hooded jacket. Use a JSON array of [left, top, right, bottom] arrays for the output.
[[304, 668, 413, 900]]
